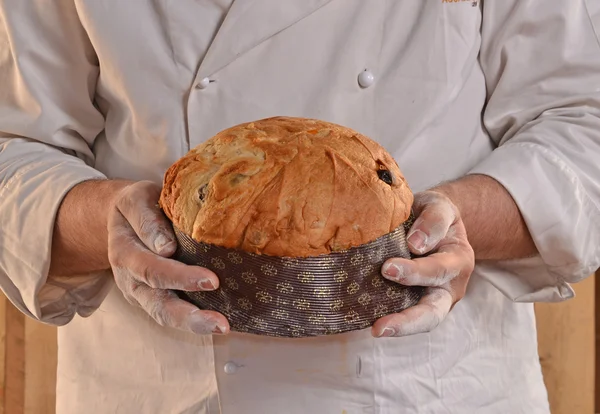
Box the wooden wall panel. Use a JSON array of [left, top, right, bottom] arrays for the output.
[[596, 269, 600, 414], [0, 294, 6, 414], [4, 296, 25, 414], [0, 295, 57, 414], [24, 318, 57, 414], [535, 274, 595, 414]]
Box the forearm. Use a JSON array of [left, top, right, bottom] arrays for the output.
[[432, 174, 537, 261], [49, 179, 134, 276]]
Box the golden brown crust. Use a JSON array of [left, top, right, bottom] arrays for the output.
[[159, 116, 413, 257]]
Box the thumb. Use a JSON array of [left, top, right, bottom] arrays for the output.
[[407, 192, 457, 255]]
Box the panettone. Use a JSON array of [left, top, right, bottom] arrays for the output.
[[159, 116, 413, 257], [158, 116, 423, 338]]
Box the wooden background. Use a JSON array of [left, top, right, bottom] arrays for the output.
[[0, 272, 597, 414]]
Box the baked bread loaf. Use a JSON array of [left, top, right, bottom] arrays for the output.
[[159, 116, 413, 257]]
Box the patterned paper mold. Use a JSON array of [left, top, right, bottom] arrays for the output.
[[172, 215, 425, 338]]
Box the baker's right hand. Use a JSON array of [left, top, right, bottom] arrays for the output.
[[107, 181, 229, 335]]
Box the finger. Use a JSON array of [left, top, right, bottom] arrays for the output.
[[109, 210, 220, 291], [407, 193, 457, 255], [116, 181, 177, 257], [131, 284, 230, 335], [371, 288, 453, 337], [382, 243, 473, 287]]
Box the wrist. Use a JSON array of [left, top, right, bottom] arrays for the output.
[[428, 178, 467, 217], [103, 179, 137, 211], [49, 178, 135, 276], [69, 178, 135, 238], [425, 174, 537, 260]]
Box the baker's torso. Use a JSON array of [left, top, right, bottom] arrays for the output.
[[58, 1, 549, 412]]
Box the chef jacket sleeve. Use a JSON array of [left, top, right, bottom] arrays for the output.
[[469, 0, 600, 303], [0, 1, 112, 325]]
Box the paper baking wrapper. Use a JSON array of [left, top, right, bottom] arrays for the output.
[[172, 217, 425, 338]]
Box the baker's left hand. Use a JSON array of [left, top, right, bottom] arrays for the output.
[[372, 190, 475, 338]]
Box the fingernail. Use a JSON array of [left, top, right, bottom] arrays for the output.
[[212, 323, 228, 335], [199, 278, 218, 290], [154, 233, 173, 253], [407, 230, 427, 252], [189, 320, 211, 335], [377, 327, 396, 338], [382, 263, 403, 280], [188, 315, 219, 335]]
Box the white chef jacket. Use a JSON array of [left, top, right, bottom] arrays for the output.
[[1, 1, 600, 413]]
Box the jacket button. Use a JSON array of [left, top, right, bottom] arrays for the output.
[[358, 70, 375, 88], [195, 77, 211, 90], [223, 361, 239, 374]]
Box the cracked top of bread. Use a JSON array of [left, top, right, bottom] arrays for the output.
[[159, 116, 413, 258]]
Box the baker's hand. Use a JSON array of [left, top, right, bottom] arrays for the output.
[[373, 190, 475, 338], [107, 181, 229, 335]]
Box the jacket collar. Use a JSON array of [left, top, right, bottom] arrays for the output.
[[198, 0, 334, 77]]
